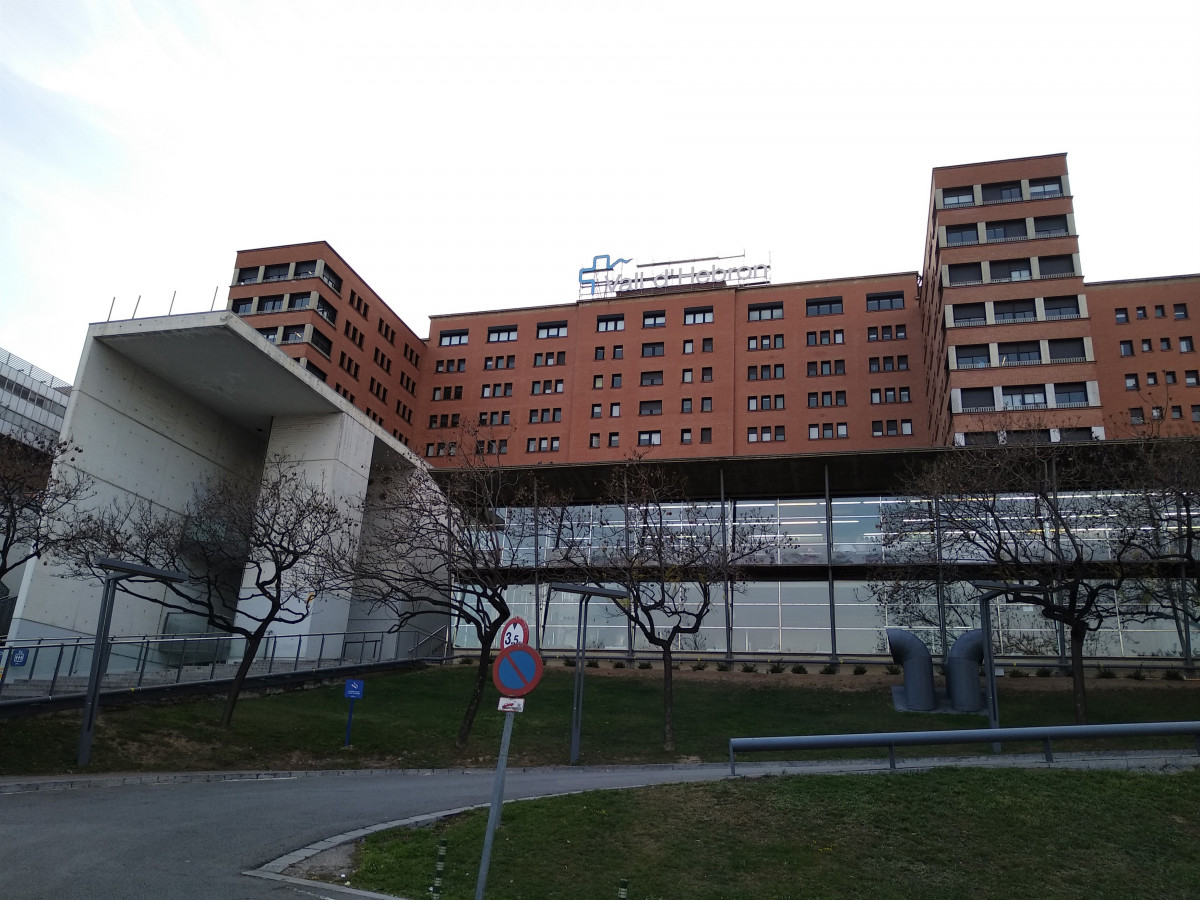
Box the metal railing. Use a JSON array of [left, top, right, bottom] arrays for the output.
[[728, 721, 1200, 774], [0, 625, 451, 703]]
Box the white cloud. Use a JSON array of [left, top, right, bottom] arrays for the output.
[[1, 0, 1197, 381]]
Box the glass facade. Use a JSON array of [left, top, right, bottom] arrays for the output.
[[449, 494, 1196, 661]]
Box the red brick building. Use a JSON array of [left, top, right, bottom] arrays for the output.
[[225, 155, 1199, 465]]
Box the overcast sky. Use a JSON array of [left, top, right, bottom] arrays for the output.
[[2, 0, 1197, 383]]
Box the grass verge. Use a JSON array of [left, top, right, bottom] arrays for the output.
[[347, 768, 1200, 899], [1, 666, 1196, 776]]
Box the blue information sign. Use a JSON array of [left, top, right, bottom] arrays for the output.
[[10, 648, 28, 667], [344, 678, 364, 699], [492, 644, 543, 697]]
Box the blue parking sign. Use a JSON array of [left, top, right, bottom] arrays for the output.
[[344, 678, 364, 699]]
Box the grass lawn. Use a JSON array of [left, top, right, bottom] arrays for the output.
[[348, 768, 1200, 899], [1, 664, 1196, 776]]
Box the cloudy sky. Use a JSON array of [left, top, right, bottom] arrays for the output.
[[2, 0, 1197, 383]]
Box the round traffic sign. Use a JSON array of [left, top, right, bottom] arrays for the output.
[[492, 644, 543, 697], [501, 616, 531, 649]]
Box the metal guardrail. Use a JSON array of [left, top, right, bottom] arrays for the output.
[[728, 721, 1200, 774], [0, 625, 451, 703]]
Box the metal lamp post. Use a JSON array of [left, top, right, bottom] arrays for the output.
[[548, 582, 629, 765], [78, 557, 186, 767], [970, 580, 1054, 751]]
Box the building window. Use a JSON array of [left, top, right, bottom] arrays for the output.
[[608, 432, 619, 447], [439, 329, 468, 346], [613, 345, 623, 359], [681, 398, 693, 413], [1120, 341, 1134, 357], [748, 302, 784, 321], [701, 367, 713, 382], [683, 340, 693, 354], [702, 337, 713, 352], [805, 296, 843, 317], [1175, 304, 1189, 320], [488, 325, 518, 343], [639, 400, 662, 416], [589, 433, 601, 448], [537, 321, 567, 339], [593, 375, 603, 389], [595, 346, 605, 361], [638, 430, 662, 446], [1172, 406, 1183, 419], [591, 404, 602, 418], [1182, 337, 1195, 353], [1130, 407, 1145, 425], [641, 371, 664, 386], [257, 327, 278, 343], [1125, 374, 1139, 390], [684, 306, 714, 325], [945, 224, 978, 245], [701, 397, 712, 412], [642, 311, 666, 328], [597, 315, 625, 332], [642, 342, 665, 357], [866, 292, 904, 311], [290, 292, 311, 310], [259, 295, 284, 313], [682, 368, 693, 383], [700, 427, 712, 443], [310, 329, 332, 356], [612, 373, 622, 387], [982, 181, 1021, 203], [1039, 255, 1076, 278], [1115, 308, 1129, 324], [1187, 370, 1199, 387], [1142, 339, 1152, 353], [943, 186, 974, 208], [991, 259, 1032, 282], [610, 402, 621, 417], [681, 428, 692, 444], [1166, 371, 1178, 384], [232, 299, 253, 315], [1162, 338, 1173, 351], [947, 263, 983, 286], [1028, 177, 1063, 199], [986, 219, 1027, 242]]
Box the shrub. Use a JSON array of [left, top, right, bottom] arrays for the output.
[[585, 659, 599, 668], [457, 656, 474, 666], [637, 661, 653, 670], [1008, 667, 1030, 678], [768, 661, 786, 674], [852, 665, 868, 676], [740, 662, 758, 673], [562, 656, 576, 668], [820, 663, 839, 675], [716, 661, 730, 672], [790, 663, 808, 675], [1035, 667, 1053, 678], [1097, 666, 1117, 679], [611, 660, 626, 669], [884, 664, 901, 676], [1125, 666, 1147, 681], [1163, 669, 1185, 681], [690, 660, 708, 671]]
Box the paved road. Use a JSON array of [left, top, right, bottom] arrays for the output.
[[2, 751, 1195, 899]]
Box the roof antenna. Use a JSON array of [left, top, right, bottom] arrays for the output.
[[107, 297, 116, 321]]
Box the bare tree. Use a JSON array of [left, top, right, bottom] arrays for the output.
[[0, 434, 91, 585], [72, 454, 355, 727], [873, 443, 1135, 723], [351, 433, 559, 746], [1103, 438, 1200, 664], [569, 456, 769, 751]]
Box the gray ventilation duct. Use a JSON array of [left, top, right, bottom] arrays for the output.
[[946, 629, 985, 712], [886, 628, 936, 711]]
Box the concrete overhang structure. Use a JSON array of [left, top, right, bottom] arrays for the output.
[[9, 312, 441, 662]]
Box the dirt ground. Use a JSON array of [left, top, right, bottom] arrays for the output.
[[571, 660, 1199, 692]]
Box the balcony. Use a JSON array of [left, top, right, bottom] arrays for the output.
[[959, 405, 997, 413]]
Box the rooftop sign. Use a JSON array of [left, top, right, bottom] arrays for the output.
[[578, 253, 770, 299]]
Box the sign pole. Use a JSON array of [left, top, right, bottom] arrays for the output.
[[475, 709, 515, 900], [344, 698, 356, 747], [569, 593, 591, 765]]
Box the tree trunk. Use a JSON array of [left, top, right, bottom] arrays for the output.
[[219, 627, 268, 729], [1068, 621, 1089, 724], [660, 645, 675, 752], [457, 642, 492, 747]]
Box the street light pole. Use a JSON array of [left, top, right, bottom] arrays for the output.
[[77, 558, 186, 767], [549, 582, 629, 765]]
